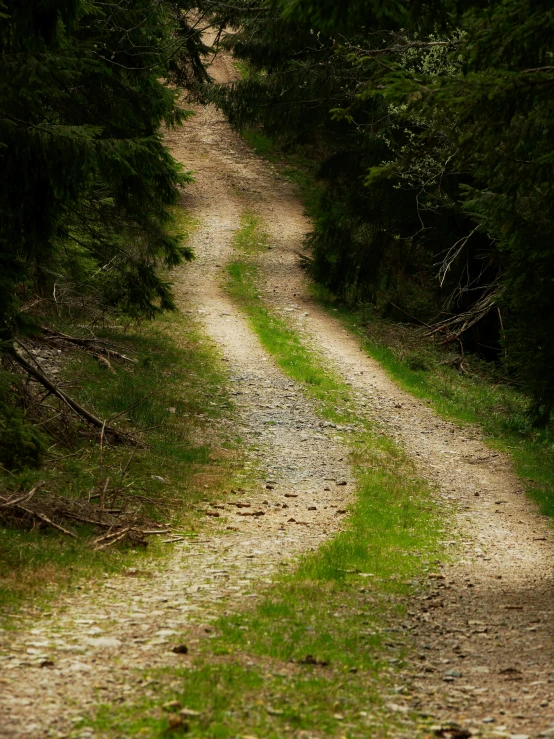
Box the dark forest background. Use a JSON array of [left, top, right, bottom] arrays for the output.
[[1, 0, 554, 475], [211, 0, 554, 426]]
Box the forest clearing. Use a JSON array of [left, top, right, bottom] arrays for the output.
[[1, 2, 554, 738]]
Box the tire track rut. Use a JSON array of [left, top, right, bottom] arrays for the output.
[[1, 49, 554, 739], [0, 74, 352, 739]]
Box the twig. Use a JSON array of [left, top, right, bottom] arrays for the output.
[[497, 307, 508, 361], [0, 484, 42, 509], [41, 327, 136, 364], [119, 448, 137, 487], [437, 227, 479, 287], [0, 493, 77, 537], [0, 463, 17, 478], [34, 410, 65, 428], [99, 477, 109, 513], [93, 527, 130, 550], [99, 421, 106, 494], [382, 296, 432, 328], [91, 525, 169, 550], [139, 529, 172, 535]]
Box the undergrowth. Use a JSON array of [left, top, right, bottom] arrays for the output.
[[0, 297, 240, 621]]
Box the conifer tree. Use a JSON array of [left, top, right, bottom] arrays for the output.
[[0, 0, 209, 465], [211, 0, 554, 423]]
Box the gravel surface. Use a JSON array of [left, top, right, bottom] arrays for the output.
[[1, 48, 554, 739], [0, 55, 352, 739]]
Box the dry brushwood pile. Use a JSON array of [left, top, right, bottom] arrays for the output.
[[9, 329, 142, 445], [0, 484, 169, 549]]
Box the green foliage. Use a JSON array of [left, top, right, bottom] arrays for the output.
[[0, 372, 47, 470], [211, 0, 554, 422], [0, 0, 217, 485], [436, 2, 554, 422], [210, 1, 484, 320], [0, 0, 204, 342]]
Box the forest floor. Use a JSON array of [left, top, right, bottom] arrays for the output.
[[1, 51, 554, 739]]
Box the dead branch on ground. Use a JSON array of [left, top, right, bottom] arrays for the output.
[[40, 327, 136, 364], [0, 484, 77, 537], [9, 346, 141, 446], [422, 289, 499, 347], [0, 483, 171, 548]]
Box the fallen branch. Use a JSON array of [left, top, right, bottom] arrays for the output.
[[93, 527, 131, 550], [9, 347, 140, 446], [41, 327, 136, 364], [0, 482, 169, 547], [422, 289, 499, 346], [91, 525, 170, 550], [23, 507, 77, 537], [0, 489, 77, 538], [0, 484, 42, 509]]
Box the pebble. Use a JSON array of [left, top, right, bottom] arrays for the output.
[[445, 669, 463, 678], [84, 637, 121, 648]]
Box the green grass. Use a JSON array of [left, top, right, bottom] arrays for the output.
[[89, 658, 391, 738], [79, 214, 443, 738], [0, 310, 241, 621], [231, 211, 268, 254], [239, 119, 554, 522], [309, 286, 554, 521], [242, 130, 276, 160]]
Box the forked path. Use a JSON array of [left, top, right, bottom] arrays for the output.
[[1, 55, 554, 739]]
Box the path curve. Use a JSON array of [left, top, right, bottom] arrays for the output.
[[1, 48, 554, 739], [0, 60, 352, 738], [189, 46, 554, 736]]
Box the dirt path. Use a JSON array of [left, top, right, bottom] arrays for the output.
[[0, 60, 353, 739], [245, 114, 554, 739], [261, 230, 554, 734], [173, 52, 554, 735], [2, 51, 554, 739]]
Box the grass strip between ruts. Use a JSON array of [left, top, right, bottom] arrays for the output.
[[83, 213, 445, 739]]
